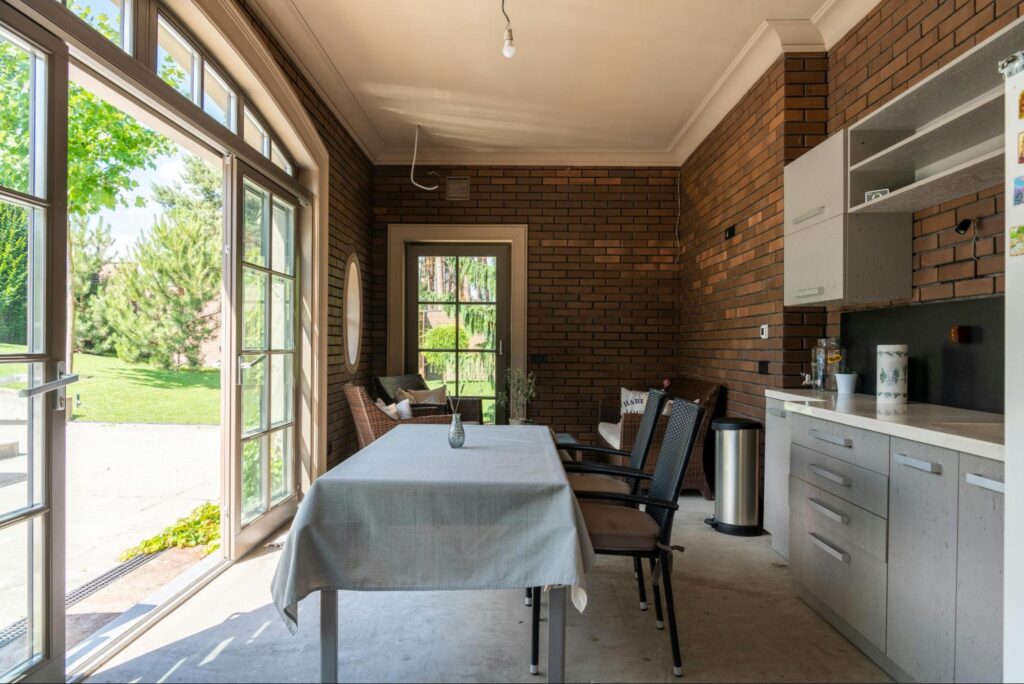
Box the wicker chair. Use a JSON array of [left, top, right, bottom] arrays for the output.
[[597, 377, 720, 499], [373, 374, 483, 424], [344, 384, 453, 449]]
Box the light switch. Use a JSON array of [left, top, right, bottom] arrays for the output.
[[759, 324, 769, 339]]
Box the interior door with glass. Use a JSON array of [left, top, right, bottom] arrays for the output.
[[0, 7, 69, 683], [405, 245, 510, 424], [225, 160, 298, 560]]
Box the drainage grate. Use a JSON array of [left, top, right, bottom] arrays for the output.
[[0, 550, 164, 647]]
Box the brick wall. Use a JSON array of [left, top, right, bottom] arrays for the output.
[[373, 167, 680, 442], [823, 0, 1020, 335], [239, 1, 376, 464]]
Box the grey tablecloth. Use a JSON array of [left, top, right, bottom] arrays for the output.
[[272, 424, 594, 633]]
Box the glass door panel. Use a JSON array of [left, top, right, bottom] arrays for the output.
[[227, 161, 298, 559]]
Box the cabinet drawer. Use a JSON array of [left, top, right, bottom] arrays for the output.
[[790, 511, 886, 651], [790, 413, 889, 475], [789, 475, 887, 561], [791, 444, 888, 518], [783, 131, 846, 234], [784, 215, 845, 306]]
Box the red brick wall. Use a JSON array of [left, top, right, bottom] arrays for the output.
[[823, 0, 1020, 335], [239, 2, 376, 464], [372, 167, 680, 442]]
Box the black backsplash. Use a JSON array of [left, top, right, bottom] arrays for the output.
[[840, 296, 1004, 414]]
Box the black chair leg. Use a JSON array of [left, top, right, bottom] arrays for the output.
[[649, 557, 664, 629], [530, 587, 541, 675], [660, 551, 682, 677], [525, 587, 532, 607], [634, 556, 647, 610]]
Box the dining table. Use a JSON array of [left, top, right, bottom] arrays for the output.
[[271, 423, 594, 683]]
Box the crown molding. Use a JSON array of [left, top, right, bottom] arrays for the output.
[[373, 146, 680, 167], [813, 0, 882, 49]]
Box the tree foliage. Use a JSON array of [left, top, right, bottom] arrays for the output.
[[70, 215, 116, 352], [0, 203, 28, 345]]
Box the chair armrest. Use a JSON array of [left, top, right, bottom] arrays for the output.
[[564, 443, 631, 459], [574, 491, 679, 511], [563, 462, 652, 480], [410, 403, 448, 417]]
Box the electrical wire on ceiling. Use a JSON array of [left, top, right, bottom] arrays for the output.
[[501, 0, 516, 58], [410, 124, 439, 191]]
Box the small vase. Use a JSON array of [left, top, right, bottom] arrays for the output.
[[448, 413, 465, 449]]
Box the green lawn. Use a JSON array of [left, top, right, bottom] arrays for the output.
[[0, 345, 220, 424]]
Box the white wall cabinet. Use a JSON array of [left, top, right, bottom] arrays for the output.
[[783, 132, 911, 307]]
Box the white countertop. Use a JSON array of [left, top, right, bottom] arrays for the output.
[[765, 388, 1005, 462]]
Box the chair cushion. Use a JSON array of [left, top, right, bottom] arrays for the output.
[[580, 503, 660, 552], [597, 421, 622, 449], [397, 386, 447, 405], [568, 473, 631, 496]]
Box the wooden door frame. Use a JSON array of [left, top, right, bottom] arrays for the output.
[[387, 224, 527, 380]]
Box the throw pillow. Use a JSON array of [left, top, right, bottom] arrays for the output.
[[397, 386, 448, 405], [374, 398, 399, 420], [395, 398, 414, 420], [620, 388, 648, 415]]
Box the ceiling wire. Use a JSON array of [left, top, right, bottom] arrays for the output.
[[501, 0, 511, 28], [410, 124, 439, 191]]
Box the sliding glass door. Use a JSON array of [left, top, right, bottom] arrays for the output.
[[225, 160, 299, 560], [0, 7, 69, 682]]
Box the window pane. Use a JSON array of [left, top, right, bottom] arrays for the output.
[[202, 63, 235, 131], [457, 352, 496, 399], [243, 108, 269, 157], [480, 399, 496, 425], [0, 29, 46, 198], [242, 182, 268, 266], [417, 351, 454, 391], [241, 436, 265, 523], [270, 353, 293, 427], [241, 353, 266, 436], [417, 303, 455, 349], [458, 305, 496, 350], [270, 427, 292, 505], [67, 0, 127, 49], [242, 267, 266, 350], [417, 256, 455, 302], [271, 276, 293, 351], [157, 17, 196, 101], [0, 202, 45, 353], [0, 363, 45, 517], [458, 256, 497, 302], [0, 518, 45, 678], [270, 141, 292, 175], [271, 199, 294, 275]]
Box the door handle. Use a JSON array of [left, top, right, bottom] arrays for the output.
[[237, 355, 265, 386], [19, 362, 79, 411], [808, 532, 851, 563], [965, 472, 1004, 494], [793, 205, 826, 225], [498, 340, 503, 356], [809, 429, 852, 448], [795, 287, 825, 299], [807, 497, 849, 524], [809, 464, 851, 487], [893, 452, 942, 474]]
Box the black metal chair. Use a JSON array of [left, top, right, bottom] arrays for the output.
[[531, 399, 705, 678]]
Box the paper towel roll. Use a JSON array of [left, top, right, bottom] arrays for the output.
[[877, 344, 908, 404]]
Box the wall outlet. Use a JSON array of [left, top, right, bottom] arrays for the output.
[[759, 324, 769, 339], [724, 225, 737, 240], [758, 360, 770, 375]]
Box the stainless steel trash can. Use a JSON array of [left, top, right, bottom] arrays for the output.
[[706, 417, 762, 536]]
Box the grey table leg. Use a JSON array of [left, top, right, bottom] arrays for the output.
[[321, 589, 338, 684], [547, 586, 566, 684]]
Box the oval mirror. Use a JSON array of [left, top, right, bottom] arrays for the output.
[[344, 254, 362, 371]]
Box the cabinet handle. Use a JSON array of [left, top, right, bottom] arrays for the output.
[[807, 497, 849, 524], [809, 429, 852, 448], [965, 472, 1004, 494], [893, 452, 942, 474], [795, 287, 825, 299], [794, 205, 826, 225], [767, 408, 787, 418], [808, 532, 850, 563], [809, 464, 851, 487]]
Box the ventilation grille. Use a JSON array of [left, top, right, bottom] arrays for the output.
[[446, 176, 471, 201]]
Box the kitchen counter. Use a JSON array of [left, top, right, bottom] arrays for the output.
[[765, 388, 1004, 461]]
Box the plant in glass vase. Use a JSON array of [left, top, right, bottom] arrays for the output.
[[498, 367, 537, 425]]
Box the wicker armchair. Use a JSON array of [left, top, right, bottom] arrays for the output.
[[344, 384, 453, 449], [597, 377, 720, 499], [373, 374, 483, 424]]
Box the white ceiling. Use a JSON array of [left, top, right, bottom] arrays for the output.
[[247, 0, 876, 165]]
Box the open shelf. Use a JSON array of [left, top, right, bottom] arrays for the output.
[[849, 149, 1003, 214]]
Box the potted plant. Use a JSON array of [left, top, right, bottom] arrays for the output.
[[498, 367, 537, 425]]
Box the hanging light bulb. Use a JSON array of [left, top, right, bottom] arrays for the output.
[[503, 26, 516, 58], [501, 0, 515, 58]]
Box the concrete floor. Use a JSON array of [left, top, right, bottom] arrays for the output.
[[86, 495, 890, 683]]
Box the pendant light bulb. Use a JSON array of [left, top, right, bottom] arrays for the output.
[[502, 26, 516, 58]]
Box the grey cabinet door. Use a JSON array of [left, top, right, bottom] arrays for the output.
[[886, 438, 958, 683], [764, 399, 790, 558], [955, 454, 1004, 683]]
